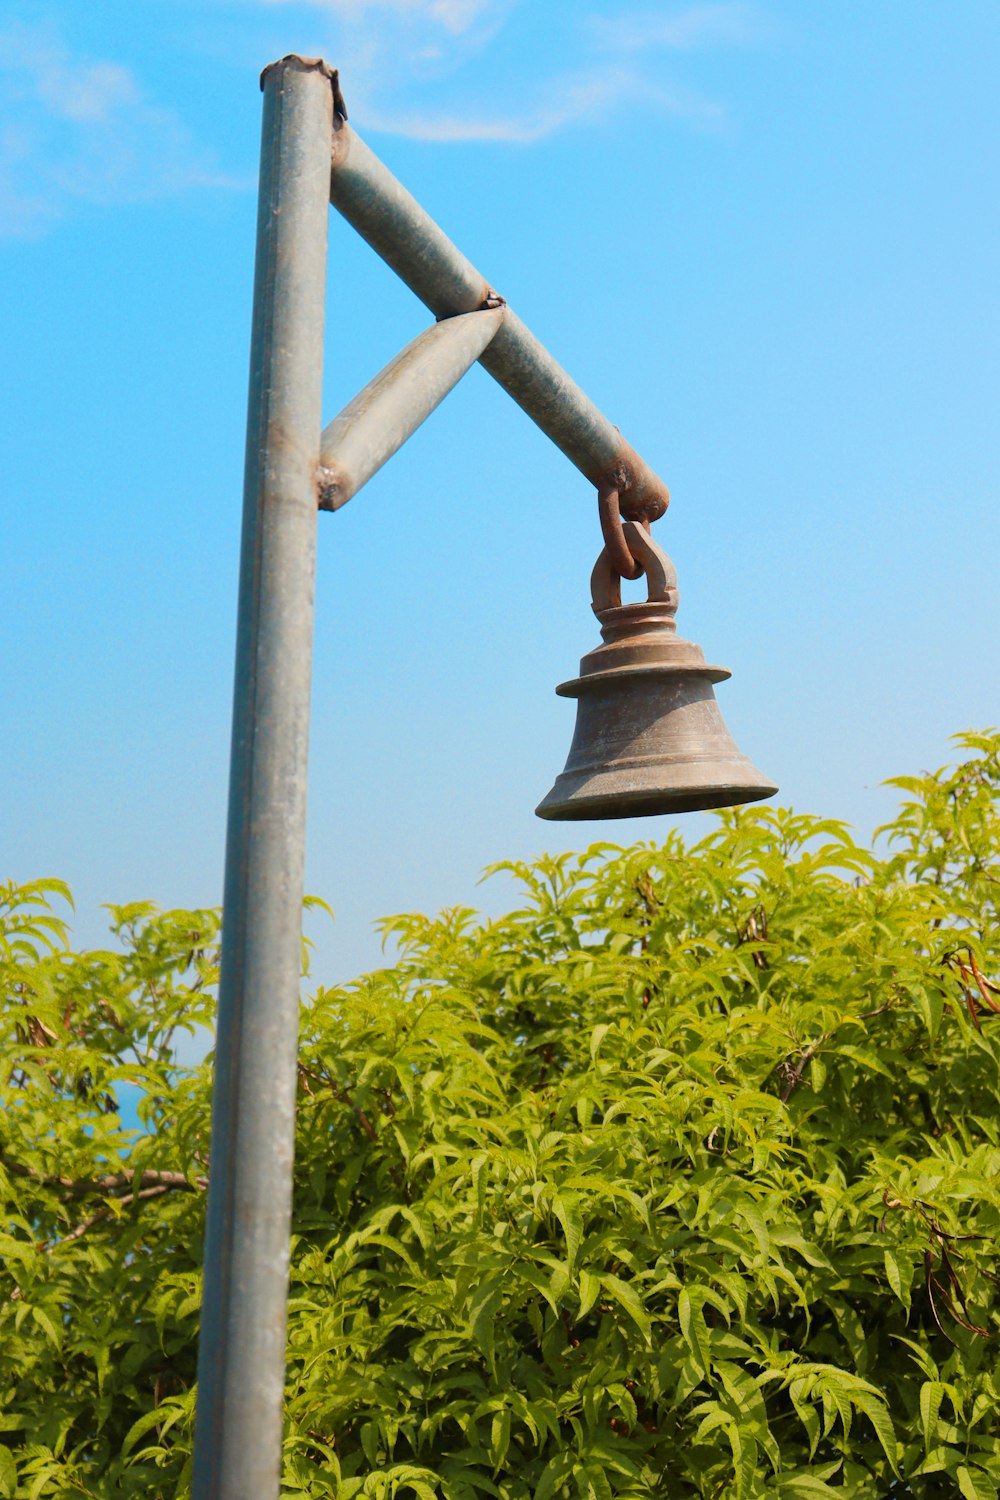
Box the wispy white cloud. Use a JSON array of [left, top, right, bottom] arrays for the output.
[[590, 2, 770, 55], [256, 0, 509, 46], [0, 0, 770, 234], [360, 66, 723, 143], [0, 22, 241, 238], [257, 0, 757, 144]]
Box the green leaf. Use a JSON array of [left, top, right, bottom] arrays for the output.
[[853, 1392, 900, 1478], [0, 1448, 16, 1500], [913, 984, 944, 1040], [30, 1307, 61, 1349], [589, 1023, 611, 1062], [490, 1409, 511, 1473], [773, 1477, 844, 1497], [600, 1274, 651, 1343], [469, 1276, 504, 1367], [920, 1380, 944, 1453], [884, 1248, 912, 1313], [578, 1268, 600, 1320], [738, 1203, 770, 1259], [551, 1192, 582, 1271], [678, 1286, 710, 1375], [535, 1449, 575, 1500], [122, 1406, 170, 1457], [958, 1466, 999, 1500]]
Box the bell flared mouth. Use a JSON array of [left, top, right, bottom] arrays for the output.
[[536, 662, 778, 822], [536, 760, 778, 821]]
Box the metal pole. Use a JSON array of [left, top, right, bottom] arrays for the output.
[[192, 56, 333, 1500]]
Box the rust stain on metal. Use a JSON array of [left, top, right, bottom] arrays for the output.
[[315, 464, 349, 512], [597, 484, 643, 582], [593, 440, 669, 526], [261, 54, 339, 91], [331, 113, 349, 173], [330, 70, 348, 122]]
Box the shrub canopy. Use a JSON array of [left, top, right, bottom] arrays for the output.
[[2, 732, 1000, 1498]]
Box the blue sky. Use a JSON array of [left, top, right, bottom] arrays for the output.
[[3, 1, 999, 982]]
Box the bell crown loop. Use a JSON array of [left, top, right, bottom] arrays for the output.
[[591, 517, 678, 615]]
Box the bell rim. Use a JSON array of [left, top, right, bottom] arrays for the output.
[[536, 776, 779, 821], [555, 661, 731, 697]]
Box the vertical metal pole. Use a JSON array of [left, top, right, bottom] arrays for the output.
[[192, 56, 332, 1500]]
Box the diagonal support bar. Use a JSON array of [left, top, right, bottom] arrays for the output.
[[317, 306, 504, 510], [328, 121, 669, 524]]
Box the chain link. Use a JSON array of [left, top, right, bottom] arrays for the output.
[[598, 483, 650, 581]]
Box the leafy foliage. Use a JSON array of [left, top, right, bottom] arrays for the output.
[[2, 732, 1000, 1497]]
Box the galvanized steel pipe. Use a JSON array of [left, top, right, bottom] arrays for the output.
[[192, 56, 333, 1500], [328, 122, 669, 523], [317, 306, 504, 510]]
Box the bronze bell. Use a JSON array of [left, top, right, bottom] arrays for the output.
[[536, 520, 777, 820]]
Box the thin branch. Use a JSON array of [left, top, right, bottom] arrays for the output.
[[779, 1041, 823, 1103], [2, 1154, 206, 1199], [297, 1069, 378, 1140]]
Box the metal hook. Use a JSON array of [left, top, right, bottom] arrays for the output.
[[591, 518, 678, 613], [598, 484, 644, 582]]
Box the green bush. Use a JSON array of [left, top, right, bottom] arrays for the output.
[[2, 732, 999, 1498]]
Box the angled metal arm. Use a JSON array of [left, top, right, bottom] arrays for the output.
[[317, 306, 503, 510], [329, 122, 669, 524]]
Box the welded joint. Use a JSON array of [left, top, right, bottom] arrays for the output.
[[437, 292, 506, 320], [315, 463, 348, 512]]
